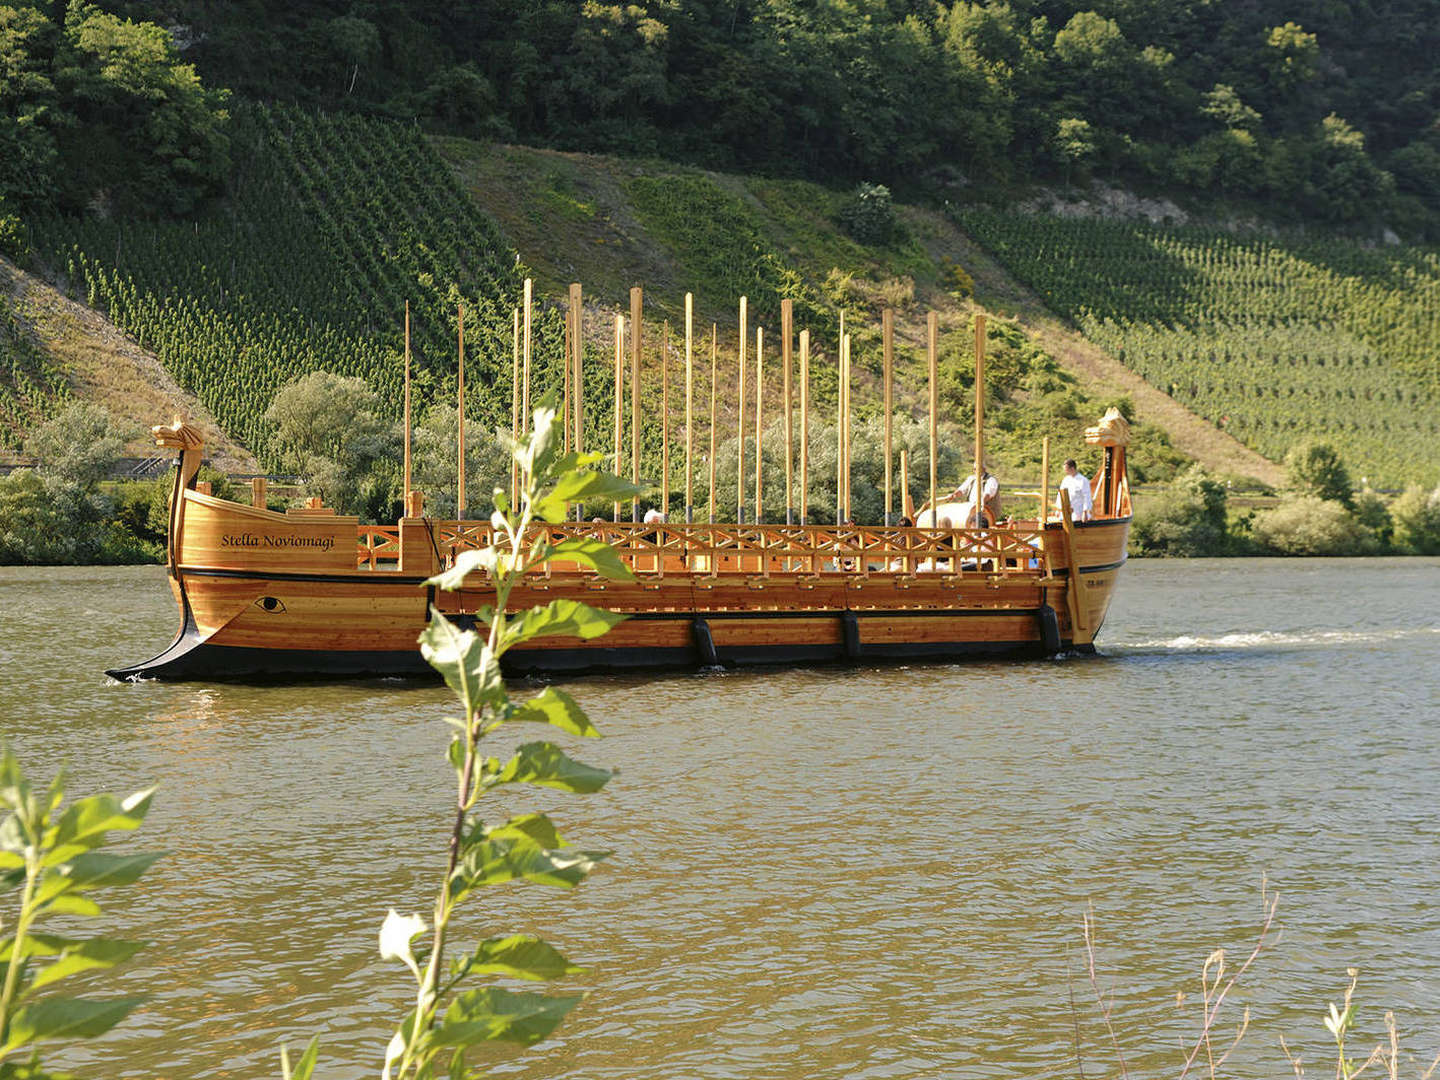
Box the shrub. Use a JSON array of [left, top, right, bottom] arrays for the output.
[[1130, 465, 1230, 556], [838, 181, 896, 245], [1251, 495, 1378, 555], [1284, 441, 1355, 508], [1391, 483, 1440, 553]]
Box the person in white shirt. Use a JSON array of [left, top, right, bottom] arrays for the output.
[[1057, 458, 1093, 521]]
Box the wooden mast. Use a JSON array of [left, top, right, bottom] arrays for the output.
[[900, 447, 913, 521], [927, 310, 938, 521], [661, 321, 670, 518], [1040, 434, 1051, 526], [754, 326, 764, 522], [975, 312, 986, 526], [571, 283, 583, 458], [781, 298, 793, 524], [630, 287, 642, 523], [522, 278, 532, 435], [562, 305, 571, 453], [708, 323, 717, 524], [799, 329, 809, 526], [613, 312, 623, 522], [882, 307, 893, 525], [685, 293, 694, 523], [737, 296, 747, 523], [511, 306, 520, 508], [842, 332, 852, 523], [403, 300, 412, 503], [835, 332, 843, 524], [457, 302, 466, 518]]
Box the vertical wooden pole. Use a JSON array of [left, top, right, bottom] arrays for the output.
[[403, 300, 412, 503], [799, 329, 809, 526], [613, 313, 623, 522], [842, 332, 852, 523], [900, 448, 913, 521], [251, 475, 267, 510], [522, 278, 533, 435], [662, 321, 670, 519], [975, 312, 986, 526], [630, 287, 642, 523], [571, 283, 583, 457], [562, 307, 571, 454], [457, 303, 466, 519], [781, 298, 793, 525], [927, 310, 938, 522], [685, 293, 694, 523], [754, 326, 764, 522], [1040, 434, 1051, 526], [737, 296, 747, 523], [882, 307, 893, 525], [708, 323, 717, 524], [835, 333, 843, 524], [511, 306, 520, 508]]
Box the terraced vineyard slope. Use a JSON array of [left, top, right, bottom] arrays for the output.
[[958, 212, 1440, 487], [29, 105, 553, 464]]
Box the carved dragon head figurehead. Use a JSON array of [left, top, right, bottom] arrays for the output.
[[1084, 407, 1131, 448], [152, 419, 206, 452]]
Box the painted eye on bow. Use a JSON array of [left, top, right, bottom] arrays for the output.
[[254, 596, 287, 614]]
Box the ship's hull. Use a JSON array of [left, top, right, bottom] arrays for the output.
[[108, 487, 1129, 681]]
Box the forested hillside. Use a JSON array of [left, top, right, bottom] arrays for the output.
[[99, 0, 1440, 236]]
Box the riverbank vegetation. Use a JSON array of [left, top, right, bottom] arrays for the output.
[[1130, 441, 1440, 557]]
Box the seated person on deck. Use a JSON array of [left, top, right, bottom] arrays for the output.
[[951, 467, 1000, 527]]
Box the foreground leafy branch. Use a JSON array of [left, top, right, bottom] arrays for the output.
[[282, 401, 640, 1080], [0, 751, 159, 1080]]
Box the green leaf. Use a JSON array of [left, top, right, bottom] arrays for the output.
[[546, 537, 636, 581], [1, 996, 145, 1052], [41, 895, 99, 917], [488, 743, 612, 794], [424, 547, 502, 593], [506, 688, 600, 738], [44, 790, 154, 865], [430, 987, 582, 1049], [28, 938, 146, 992], [279, 1035, 321, 1080], [507, 599, 626, 646], [451, 934, 584, 982], [533, 469, 643, 523], [450, 815, 607, 899], [33, 852, 162, 908], [418, 608, 501, 717]]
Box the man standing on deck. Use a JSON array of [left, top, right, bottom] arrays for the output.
[[1058, 458, 1093, 521]]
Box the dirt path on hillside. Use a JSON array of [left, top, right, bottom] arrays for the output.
[[907, 209, 1286, 487], [2, 257, 256, 472]]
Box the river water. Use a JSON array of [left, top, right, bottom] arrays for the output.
[[2, 558, 1438, 1079]]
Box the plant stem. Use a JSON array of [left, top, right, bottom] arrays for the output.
[[0, 854, 39, 1049]]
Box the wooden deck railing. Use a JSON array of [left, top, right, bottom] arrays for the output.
[[355, 521, 1056, 580]]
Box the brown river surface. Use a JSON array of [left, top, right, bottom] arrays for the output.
[[2, 557, 1438, 1078]]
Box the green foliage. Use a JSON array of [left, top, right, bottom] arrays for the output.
[[957, 210, 1440, 487], [22, 401, 125, 489], [0, 749, 158, 1072], [837, 183, 896, 246], [1285, 441, 1353, 507], [0, 306, 68, 453], [264, 370, 398, 519], [1250, 495, 1377, 555], [281, 404, 640, 1078], [0, 469, 159, 565], [1130, 465, 1231, 556], [0, 3, 229, 216], [1390, 483, 1440, 554]]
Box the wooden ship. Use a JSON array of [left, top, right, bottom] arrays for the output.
[[107, 287, 1133, 681]]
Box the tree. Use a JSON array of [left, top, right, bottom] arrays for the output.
[[51, 3, 230, 215], [1391, 484, 1440, 554], [0, 4, 62, 207], [1262, 22, 1318, 95], [1285, 441, 1354, 508], [264, 370, 398, 518], [23, 400, 126, 488], [1053, 116, 1095, 187]]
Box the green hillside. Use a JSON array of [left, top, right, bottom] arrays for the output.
[[958, 212, 1440, 487]]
